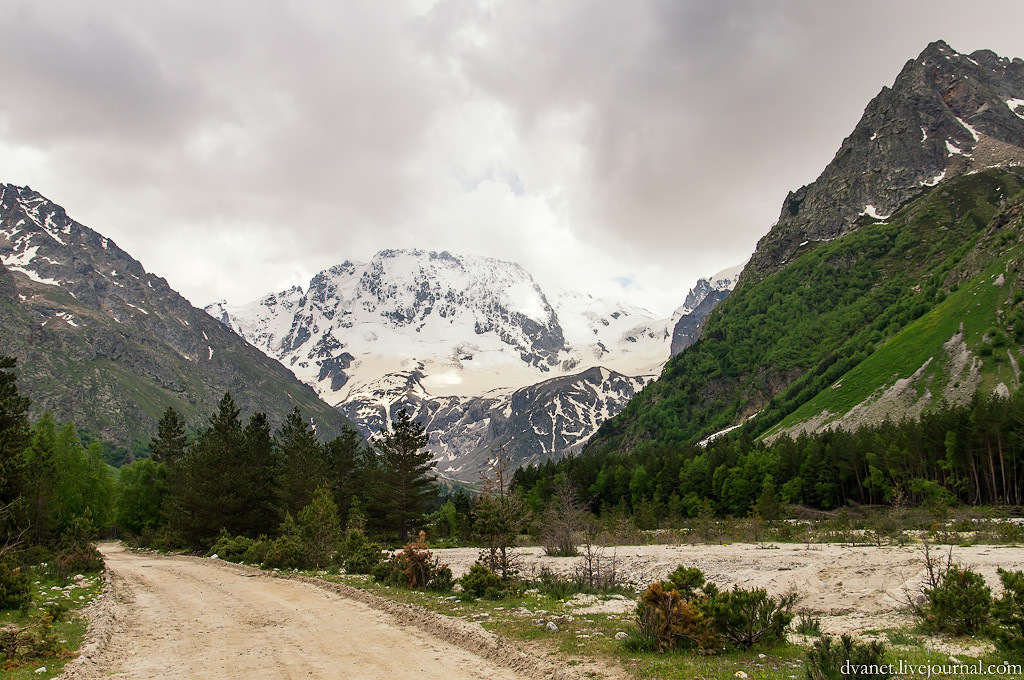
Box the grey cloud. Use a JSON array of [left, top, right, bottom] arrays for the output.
[[2, 0, 1024, 313]]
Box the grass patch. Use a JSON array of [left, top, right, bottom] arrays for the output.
[[0, 567, 104, 679]]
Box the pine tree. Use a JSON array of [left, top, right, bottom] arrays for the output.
[[150, 406, 187, 468], [0, 357, 30, 506], [325, 426, 365, 527], [165, 392, 248, 547], [276, 408, 329, 517], [23, 414, 58, 544], [373, 409, 434, 542], [298, 484, 341, 567], [240, 411, 279, 536]]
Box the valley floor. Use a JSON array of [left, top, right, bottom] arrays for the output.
[[60, 540, 1024, 679]]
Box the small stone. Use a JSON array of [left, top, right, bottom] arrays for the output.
[[35, 668, 47, 675], [546, 621, 559, 632], [614, 631, 628, 640], [950, 657, 961, 664], [735, 672, 749, 679]]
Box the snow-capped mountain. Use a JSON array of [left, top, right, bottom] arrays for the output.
[[337, 365, 650, 480], [208, 248, 739, 480], [207, 249, 671, 403]]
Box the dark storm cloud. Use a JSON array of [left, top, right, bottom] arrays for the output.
[[1, 1, 1023, 313]]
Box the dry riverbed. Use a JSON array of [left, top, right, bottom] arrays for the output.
[[59, 541, 1024, 679]]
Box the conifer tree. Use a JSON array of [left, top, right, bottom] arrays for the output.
[[240, 411, 279, 536], [325, 426, 365, 527], [373, 409, 434, 542], [0, 357, 30, 506], [276, 408, 329, 517], [166, 392, 248, 547], [298, 484, 341, 567], [150, 406, 187, 468]]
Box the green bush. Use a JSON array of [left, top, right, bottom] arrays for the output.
[[535, 568, 576, 600], [343, 533, 384, 575], [459, 563, 504, 599], [0, 561, 31, 610], [805, 633, 891, 680], [262, 514, 305, 569], [56, 513, 104, 576], [705, 586, 796, 649], [992, 568, 1024, 654], [921, 565, 992, 635], [631, 564, 794, 653], [793, 610, 823, 637], [206, 530, 257, 561], [263, 534, 305, 569]]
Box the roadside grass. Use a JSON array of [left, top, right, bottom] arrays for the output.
[[0, 567, 104, 679]]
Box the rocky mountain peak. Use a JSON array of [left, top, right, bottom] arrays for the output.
[[747, 41, 1024, 278]]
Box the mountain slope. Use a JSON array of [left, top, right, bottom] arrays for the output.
[[587, 41, 1024, 456], [208, 250, 745, 481], [0, 184, 355, 449], [207, 249, 672, 403], [749, 40, 1024, 278], [336, 364, 649, 481], [668, 264, 744, 356]]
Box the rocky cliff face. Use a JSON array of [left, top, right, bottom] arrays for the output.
[[0, 183, 354, 446], [748, 40, 1024, 278], [337, 364, 651, 481], [669, 264, 744, 356]]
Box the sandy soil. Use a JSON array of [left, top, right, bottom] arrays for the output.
[[433, 542, 1024, 636], [58, 544, 579, 680]]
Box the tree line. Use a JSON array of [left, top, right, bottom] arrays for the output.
[[515, 389, 1024, 523], [0, 355, 440, 557]]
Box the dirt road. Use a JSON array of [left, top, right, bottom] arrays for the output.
[[62, 544, 563, 680]]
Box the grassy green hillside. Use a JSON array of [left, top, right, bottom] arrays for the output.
[[587, 168, 1024, 456]]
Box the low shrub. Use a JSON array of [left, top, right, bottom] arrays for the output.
[[921, 565, 992, 635], [992, 567, 1024, 654], [705, 586, 795, 649], [206, 530, 257, 561], [631, 564, 794, 653], [372, 536, 452, 592], [793, 610, 823, 637], [805, 633, 891, 680], [0, 561, 30, 611], [55, 512, 104, 577], [459, 563, 504, 599], [342, 530, 384, 575]]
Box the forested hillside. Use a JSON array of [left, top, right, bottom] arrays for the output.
[[588, 168, 1024, 457]]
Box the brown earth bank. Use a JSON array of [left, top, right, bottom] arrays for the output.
[[58, 544, 581, 680]]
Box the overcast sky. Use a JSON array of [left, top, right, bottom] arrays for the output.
[[2, 1, 1023, 316]]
